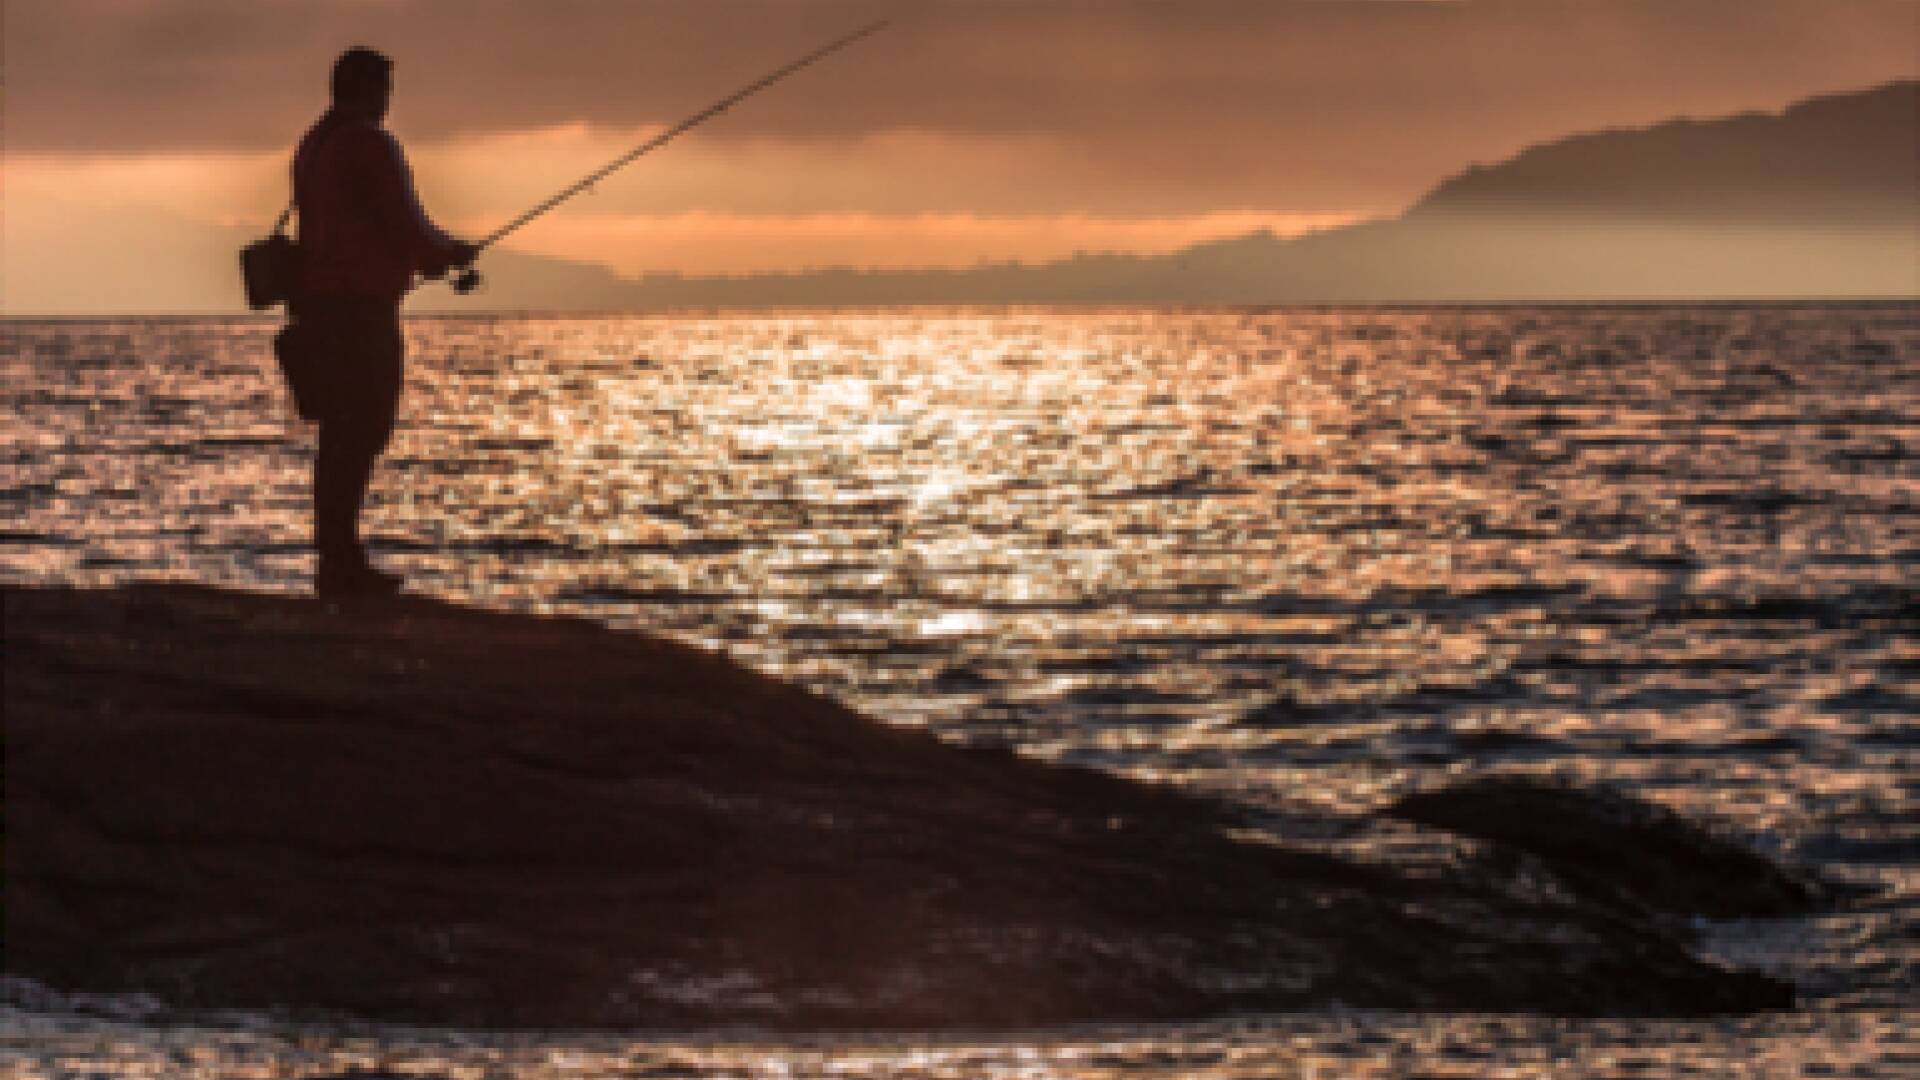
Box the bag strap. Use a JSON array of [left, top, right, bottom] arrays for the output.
[[274, 116, 345, 237]]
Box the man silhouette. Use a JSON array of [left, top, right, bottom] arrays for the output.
[[292, 46, 473, 597]]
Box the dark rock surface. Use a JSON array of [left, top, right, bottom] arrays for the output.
[[6, 585, 1797, 1028], [1386, 778, 1834, 919]]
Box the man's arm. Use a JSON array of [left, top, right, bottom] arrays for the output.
[[349, 129, 475, 276]]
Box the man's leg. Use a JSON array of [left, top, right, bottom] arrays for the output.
[[314, 416, 391, 569], [310, 299, 404, 594]]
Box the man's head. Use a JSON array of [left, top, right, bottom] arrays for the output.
[[330, 46, 393, 121]]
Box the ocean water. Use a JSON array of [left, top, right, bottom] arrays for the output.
[[2, 305, 1915, 1077]]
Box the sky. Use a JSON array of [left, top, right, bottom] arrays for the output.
[[4, 0, 1916, 310]]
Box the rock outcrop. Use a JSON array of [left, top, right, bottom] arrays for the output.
[[1387, 778, 1834, 921], [5, 584, 1799, 1027]]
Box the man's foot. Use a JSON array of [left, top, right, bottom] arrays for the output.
[[316, 557, 403, 599]]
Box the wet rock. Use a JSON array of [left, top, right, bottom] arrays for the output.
[[1386, 778, 1833, 919], [6, 585, 1792, 1028]]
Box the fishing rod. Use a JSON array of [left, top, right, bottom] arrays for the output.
[[444, 19, 888, 293]]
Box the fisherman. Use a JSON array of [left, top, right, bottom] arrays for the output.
[[291, 46, 474, 597]]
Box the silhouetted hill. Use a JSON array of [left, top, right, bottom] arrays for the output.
[[1410, 80, 1916, 226], [598, 81, 1917, 306]]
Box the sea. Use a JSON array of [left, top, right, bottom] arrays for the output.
[[2, 305, 1915, 1077]]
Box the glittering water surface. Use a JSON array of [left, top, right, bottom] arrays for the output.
[[3, 306, 1916, 1076]]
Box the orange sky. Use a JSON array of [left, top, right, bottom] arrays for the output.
[[4, 1, 1916, 311]]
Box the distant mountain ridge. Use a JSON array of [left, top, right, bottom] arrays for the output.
[[447, 80, 1912, 308], [9, 82, 1909, 315], [1409, 80, 1916, 227]]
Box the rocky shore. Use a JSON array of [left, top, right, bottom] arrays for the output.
[[4, 585, 1813, 1028]]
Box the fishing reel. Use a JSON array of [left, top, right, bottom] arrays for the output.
[[423, 260, 482, 294]]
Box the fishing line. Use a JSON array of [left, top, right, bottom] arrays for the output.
[[447, 20, 888, 293]]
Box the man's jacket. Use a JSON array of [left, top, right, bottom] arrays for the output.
[[294, 112, 458, 301]]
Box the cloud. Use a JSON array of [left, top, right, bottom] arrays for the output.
[[9, 0, 1916, 216], [408, 124, 1398, 219], [7, 0, 1913, 307], [491, 209, 1361, 275], [2, 142, 1358, 284], [4, 123, 1382, 235]]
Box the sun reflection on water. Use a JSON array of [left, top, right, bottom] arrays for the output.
[[2, 305, 1916, 1074]]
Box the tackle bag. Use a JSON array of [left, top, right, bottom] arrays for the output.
[[249, 205, 325, 420], [240, 229, 299, 311], [240, 185, 302, 311]]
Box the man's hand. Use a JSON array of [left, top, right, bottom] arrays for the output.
[[421, 239, 480, 280]]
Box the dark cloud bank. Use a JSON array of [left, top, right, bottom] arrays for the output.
[[11, 1, 1917, 213]]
